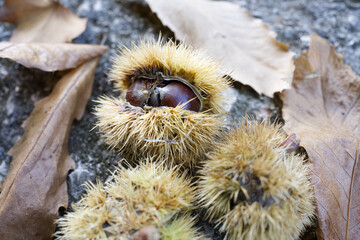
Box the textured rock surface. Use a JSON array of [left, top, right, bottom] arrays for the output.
[[1, 0, 359, 239]]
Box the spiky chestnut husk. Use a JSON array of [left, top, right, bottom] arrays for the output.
[[198, 119, 315, 240], [94, 39, 229, 167], [55, 161, 199, 240], [134, 214, 206, 240], [109, 39, 228, 113], [159, 215, 206, 240], [94, 97, 223, 167]]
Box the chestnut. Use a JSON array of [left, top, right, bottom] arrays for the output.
[[158, 81, 201, 111], [125, 78, 201, 112], [95, 40, 229, 168], [125, 79, 152, 107], [198, 119, 315, 240]]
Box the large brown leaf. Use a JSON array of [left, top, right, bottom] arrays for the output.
[[280, 35, 360, 239], [0, 42, 107, 71], [145, 0, 294, 96], [0, 58, 99, 239], [0, 0, 86, 43]]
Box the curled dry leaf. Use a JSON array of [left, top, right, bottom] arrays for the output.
[[0, 58, 99, 240], [145, 0, 294, 96], [0, 0, 86, 43], [280, 35, 360, 239], [0, 42, 107, 71]]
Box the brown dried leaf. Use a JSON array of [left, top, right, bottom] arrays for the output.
[[0, 0, 86, 43], [0, 58, 99, 239], [0, 0, 51, 22], [280, 35, 360, 239], [0, 42, 107, 71], [145, 0, 294, 96]]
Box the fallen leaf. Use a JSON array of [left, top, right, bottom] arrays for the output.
[[280, 35, 360, 239], [0, 0, 87, 43], [0, 42, 107, 71], [145, 0, 294, 96], [0, 58, 99, 239], [0, 0, 51, 22]]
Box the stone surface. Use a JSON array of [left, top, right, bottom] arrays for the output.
[[0, 0, 359, 239]]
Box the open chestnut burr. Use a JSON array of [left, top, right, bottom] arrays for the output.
[[94, 39, 229, 167]]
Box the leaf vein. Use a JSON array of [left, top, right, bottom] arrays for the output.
[[312, 146, 350, 203], [346, 140, 359, 240]]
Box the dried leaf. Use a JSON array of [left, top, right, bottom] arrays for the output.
[[145, 0, 294, 96], [0, 0, 86, 43], [0, 0, 51, 22], [280, 35, 360, 239], [0, 42, 107, 71], [0, 58, 99, 239]]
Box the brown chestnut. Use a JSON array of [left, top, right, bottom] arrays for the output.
[[125, 77, 202, 112], [158, 81, 201, 111], [125, 79, 152, 107]]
